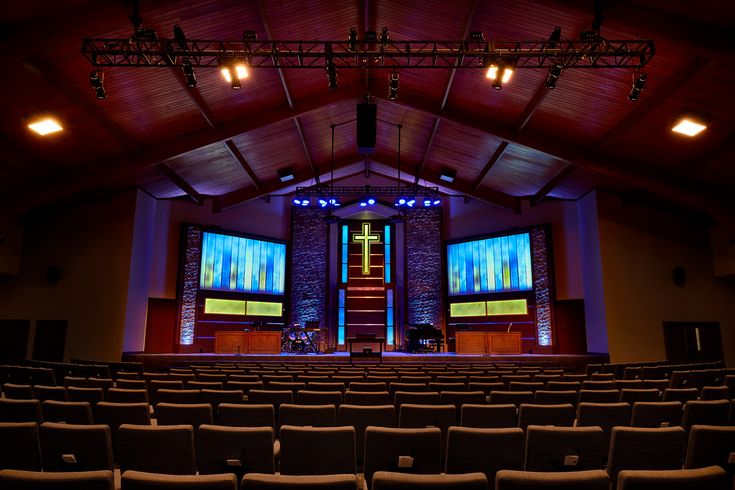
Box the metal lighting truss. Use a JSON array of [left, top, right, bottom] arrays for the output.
[[294, 185, 440, 197], [81, 38, 655, 69]]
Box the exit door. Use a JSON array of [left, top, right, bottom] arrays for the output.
[[663, 322, 723, 363]]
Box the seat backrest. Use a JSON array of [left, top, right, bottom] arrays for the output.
[[372, 471, 488, 490], [217, 403, 275, 428], [121, 470, 237, 490], [619, 389, 661, 403], [617, 465, 727, 490], [461, 404, 517, 428], [117, 424, 196, 474], [0, 399, 43, 424], [348, 382, 386, 392], [363, 426, 442, 488], [66, 387, 104, 405], [662, 388, 699, 403], [524, 426, 606, 471], [630, 401, 683, 428], [445, 427, 523, 489], [241, 473, 358, 490], [106, 388, 148, 404], [577, 389, 620, 404], [439, 391, 486, 418], [682, 400, 730, 430], [607, 426, 687, 480], [296, 390, 343, 406], [495, 469, 609, 490], [488, 391, 534, 406], [0, 422, 41, 471], [197, 424, 275, 477], [42, 400, 94, 425], [279, 425, 356, 475], [0, 469, 114, 490], [337, 404, 395, 466], [155, 402, 213, 428], [684, 425, 735, 470], [344, 390, 391, 406], [248, 389, 294, 409], [576, 402, 632, 432], [533, 390, 578, 406], [156, 389, 201, 404], [517, 403, 575, 430], [40, 422, 113, 471]]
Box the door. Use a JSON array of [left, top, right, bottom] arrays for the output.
[[663, 322, 723, 363], [33, 320, 67, 361], [554, 299, 587, 354], [0, 320, 30, 362], [144, 298, 177, 353]]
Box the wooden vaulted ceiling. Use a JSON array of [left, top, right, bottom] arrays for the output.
[[1, 0, 735, 224]]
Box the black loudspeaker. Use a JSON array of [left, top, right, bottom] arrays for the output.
[[673, 266, 686, 288], [356, 103, 377, 153]]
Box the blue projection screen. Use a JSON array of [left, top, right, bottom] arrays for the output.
[[200, 231, 286, 295], [447, 232, 533, 296]]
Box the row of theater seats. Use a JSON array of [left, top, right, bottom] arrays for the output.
[[0, 420, 733, 489]]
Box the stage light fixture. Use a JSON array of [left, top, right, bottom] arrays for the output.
[[433, 198, 441, 206], [423, 198, 432, 207], [388, 72, 399, 100], [439, 168, 456, 183], [242, 30, 258, 42], [545, 63, 563, 89], [486, 60, 513, 89], [379, 27, 390, 44], [181, 59, 197, 87], [470, 31, 485, 42], [672, 117, 707, 137], [548, 27, 562, 48], [278, 167, 295, 182], [89, 70, 106, 99], [348, 27, 358, 51], [365, 31, 377, 43], [406, 197, 416, 208], [359, 197, 377, 207], [318, 198, 328, 208], [328, 197, 341, 207], [628, 72, 647, 102], [27, 116, 63, 136], [219, 59, 248, 89], [325, 58, 338, 90], [173, 24, 187, 50]]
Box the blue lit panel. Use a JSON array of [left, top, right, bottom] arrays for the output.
[[200, 231, 285, 294], [338, 289, 346, 345], [447, 232, 533, 296], [384, 225, 391, 283], [341, 225, 348, 284], [386, 289, 394, 345]]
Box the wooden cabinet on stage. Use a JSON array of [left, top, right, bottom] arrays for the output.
[[455, 331, 523, 355], [214, 331, 281, 354]]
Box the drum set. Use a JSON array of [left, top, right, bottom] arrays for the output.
[[281, 323, 322, 354]]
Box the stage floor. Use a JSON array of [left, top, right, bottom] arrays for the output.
[[123, 351, 609, 371]]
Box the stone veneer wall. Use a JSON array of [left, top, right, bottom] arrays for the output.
[[531, 225, 553, 346], [178, 223, 202, 345], [290, 208, 329, 328], [405, 208, 443, 329]]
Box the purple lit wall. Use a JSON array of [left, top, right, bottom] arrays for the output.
[[178, 224, 202, 345], [406, 208, 443, 329], [290, 208, 329, 327], [531, 225, 553, 346]]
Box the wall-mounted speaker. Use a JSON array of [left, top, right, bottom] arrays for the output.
[[672, 266, 686, 288], [356, 103, 377, 154]]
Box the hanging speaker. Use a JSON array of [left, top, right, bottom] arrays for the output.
[[356, 103, 377, 154]]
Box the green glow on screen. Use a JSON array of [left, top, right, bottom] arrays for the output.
[[486, 299, 528, 316], [449, 301, 487, 317], [246, 301, 283, 317], [204, 298, 247, 315]]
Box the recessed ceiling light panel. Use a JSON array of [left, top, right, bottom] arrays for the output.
[[28, 117, 63, 136], [672, 118, 707, 137]]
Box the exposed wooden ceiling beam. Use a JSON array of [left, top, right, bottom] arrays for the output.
[[155, 163, 203, 205], [22, 57, 138, 149], [439, 0, 479, 111], [473, 141, 509, 191], [531, 164, 576, 206], [224, 140, 261, 189], [170, 69, 218, 129], [294, 117, 320, 185], [592, 56, 711, 154], [673, 131, 735, 177], [514, 79, 550, 133], [414, 118, 441, 184], [257, 0, 294, 110]]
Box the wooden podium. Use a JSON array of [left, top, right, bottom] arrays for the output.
[[455, 331, 522, 355], [214, 331, 281, 354]]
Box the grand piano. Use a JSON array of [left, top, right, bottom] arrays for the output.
[[406, 324, 444, 353]]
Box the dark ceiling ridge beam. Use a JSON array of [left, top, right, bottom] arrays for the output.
[[170, 68, 219, 129], [294, 117, 320, 185], [155, 163, 203, 205], [530, 164, 576, 206], [376, 91, 733, 223], [674, 131, 735, 177], [592, 56, 711, 154], [473, 141, 509, 191], [514, 79, 550, 133], [22, 57, 138, 149], [257, 0, 294, 109], [4, 86, 366, 223], [224, 140, 261, 189], [214, 154, 365, 212], [414, 118, 441, 184], [439, 0, 479, 111]]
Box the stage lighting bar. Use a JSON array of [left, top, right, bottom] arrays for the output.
[[294, 185, 440, 198], [81, 37, 655, 70]]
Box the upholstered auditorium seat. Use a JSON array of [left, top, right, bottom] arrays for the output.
[[495, 469, 609, 490], [445, 427, 524, 489], [0, 469, 114, 490], [196, 425, 275, 478], [517, 403, 575, 430], [225, 380, 263, 394], [296, 390, 343, 405], [0, 422, 41, 471], [684, 425, 735, 473], [241, 473, 359, 490], [41, 400, 94, 425], [200, 389, 244, 410], [461, 404, 517, 428], [1, 384, 34, 400], [216, 403, 274, 428], [106, 388, 149, 404], [619, 389, 661, 403], [682, 400, 730, 430], [117, 424, 196, 474], [266, 381, 305, 393], [156, 389, 201, 404], [363, 427, 442, 488], [524, 426, 606, 471], [508, 382, 544, 393], [344, 390, 391, 406], [147, 380, 184, 404], [662, 388, 700, 403], [278, 404, 336, 431], [394, 391, 441, 407], [0, 399, 43, 423], [306, 382, 346, 393], [67, 387, 105, 404], [488, 391, 534, 406], [576, 402, 631, 446], [371, 471, 488, 490], [337, 404, 395, 468], [86, 378, 114, 392], [279, 425, 355, 475], [616, 466, 727, 490], [439, 391, 486, 418], [533, 390, 577, 406], [699, 386, 729, 401], [116, 379, 147, 390], [630, 401, 683, 427], [606, 426, 687, 483], [468, 382, 506, 395], [347, 382, 386, 392], [155, 402, 213, 428], [121, 470, 237, 490], [64, 376, 87, 388], [577, 390, 620, 404], [39, 422, 113, 471], [248, 390, 294, 414]]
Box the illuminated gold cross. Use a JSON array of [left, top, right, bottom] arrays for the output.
[[352, 222, 380, 275]]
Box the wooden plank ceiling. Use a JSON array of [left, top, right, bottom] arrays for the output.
[[1, 0, 735, 223]]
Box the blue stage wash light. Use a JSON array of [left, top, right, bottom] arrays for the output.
[[367, 198, 376, 205], [293, 198, 302, 205], [301, 199, 310, 206], [433, 198, 441, 205], [407, 198, 416, 207], [319, 198, 328, 207], [360, 201, 367, 207], [398, 198, 406, 205], [423, 198, 432, 207]]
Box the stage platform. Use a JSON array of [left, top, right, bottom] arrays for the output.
[[122, 352, 609, 372]]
